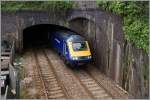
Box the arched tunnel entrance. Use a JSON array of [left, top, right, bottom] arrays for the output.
[[23, 24, 75, 49], [22, 20, 109, 75]]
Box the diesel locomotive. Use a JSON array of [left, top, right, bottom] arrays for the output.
[[50, 30, 92, 66]]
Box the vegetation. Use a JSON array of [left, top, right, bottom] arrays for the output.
[[1, 1, 75, 12], [97, 1, 149, 52]]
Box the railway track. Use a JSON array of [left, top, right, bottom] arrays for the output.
[[31, 50, 48, 99], [73, 69, 112, 99], [44, 49, 92, 99], [44, 49, 114, 99], [23, 48, 129, 99], [32, 49, 68, 99], [86, 64, 130, 98]]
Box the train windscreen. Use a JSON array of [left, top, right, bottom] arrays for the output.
[[72, 42, 87, 51]]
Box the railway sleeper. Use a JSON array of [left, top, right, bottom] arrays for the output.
[[87, 84, 98, 88], [48, 90, 63, 94], [50, 87, 61, 91], [48, 93, 65, 99]]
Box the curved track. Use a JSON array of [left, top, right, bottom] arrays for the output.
[[32, 49, 68, 99], [23, 48, 129, 99], [43, 48, 113, 99]]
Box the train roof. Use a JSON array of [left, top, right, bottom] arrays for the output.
[[67, 35, 85, 42], [54, 30, 85, 42]]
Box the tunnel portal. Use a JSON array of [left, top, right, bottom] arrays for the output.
[[23, 24, 75, 49]]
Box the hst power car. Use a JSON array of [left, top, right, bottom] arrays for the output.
[[50, 30, 92, 66]]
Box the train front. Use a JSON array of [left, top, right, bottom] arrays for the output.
[[67, 35, 92, 66]]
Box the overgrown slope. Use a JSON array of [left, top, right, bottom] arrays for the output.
[[97, 1, 149, 52]]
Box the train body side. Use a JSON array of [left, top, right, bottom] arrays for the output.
[[50, 31, 70, 61]]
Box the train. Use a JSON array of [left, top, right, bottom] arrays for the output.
[[50, 30, 92, 67]]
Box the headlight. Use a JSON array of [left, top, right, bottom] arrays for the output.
[[87, 56, 92, 59], [72, 56, 78, 60]]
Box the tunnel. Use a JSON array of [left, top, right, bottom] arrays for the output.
[[23, 24, 76, 49]]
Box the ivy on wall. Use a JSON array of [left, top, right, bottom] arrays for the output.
[[97, 1, 149, 52], [1, 1, 75, 12]]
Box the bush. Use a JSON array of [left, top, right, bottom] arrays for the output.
[[97, 1, 149, 52]]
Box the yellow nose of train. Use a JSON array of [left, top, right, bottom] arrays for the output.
[[68, 41, 92, 57], [67, 41, 92, 66]]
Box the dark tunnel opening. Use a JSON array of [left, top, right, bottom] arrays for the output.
[[23, 24, 76, 49]]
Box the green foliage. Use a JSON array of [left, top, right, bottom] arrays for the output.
[[1, 1, 75, 12], [97, 1, 149, 52], [40, 1, 76, 12]]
